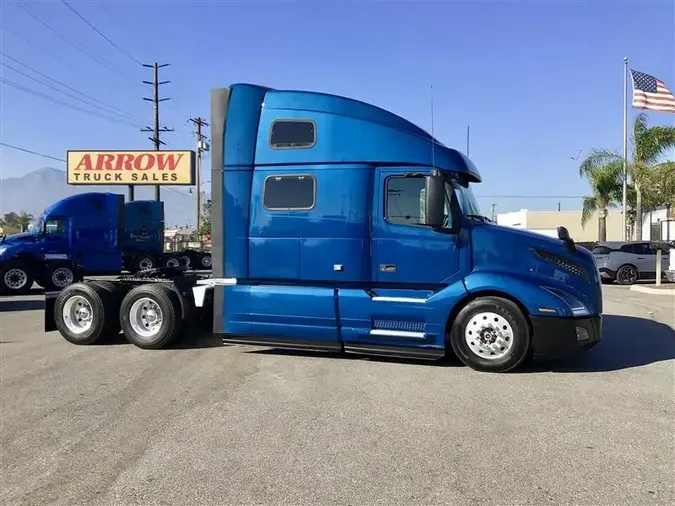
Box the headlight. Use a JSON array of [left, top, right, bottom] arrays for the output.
[[0, 246, 7, 256], [542, 286, 590, 316]]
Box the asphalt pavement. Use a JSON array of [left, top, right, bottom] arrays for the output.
[[1, 285, 673, 506]]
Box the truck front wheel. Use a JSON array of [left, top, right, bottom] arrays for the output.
[[0, 261, 34, 295], [54, 282, 121, 345], [119, 284, 182, 349], [449, 296, 531, 373]]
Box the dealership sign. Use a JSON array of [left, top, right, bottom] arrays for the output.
[[66, 150, 196, 185]]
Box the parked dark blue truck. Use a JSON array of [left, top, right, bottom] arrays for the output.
[[0, 194, 211, 294], [43, 83, 602, 373]]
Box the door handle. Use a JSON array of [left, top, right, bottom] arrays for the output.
[[379, 264, 397, 273], [636, 257, 645, 259]]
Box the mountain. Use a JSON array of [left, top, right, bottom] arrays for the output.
[[1, 167, 206, 228]]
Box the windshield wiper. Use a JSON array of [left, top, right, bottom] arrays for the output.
[[466, 214, 492, 223]]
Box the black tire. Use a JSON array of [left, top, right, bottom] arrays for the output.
[[53, 282, 120, 345], [43, 262, 81, 291], [119, 284, 182, 349], [199, 253, 212, 270], [88, 280, 123, 336], [134, 255, 156, 272], [616, 264, 638, 285], [0, 261, 34, 295], [449, 296, 531, 373]]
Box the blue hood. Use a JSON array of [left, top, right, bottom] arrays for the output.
[[1, 232, 36, 244], [469, 222, 602, 315]]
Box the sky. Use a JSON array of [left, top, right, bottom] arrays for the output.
[[1, 0, 674, 216]]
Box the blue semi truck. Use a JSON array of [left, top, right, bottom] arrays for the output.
[[0, 194, 211, 294], [43, 83, 602, 373]]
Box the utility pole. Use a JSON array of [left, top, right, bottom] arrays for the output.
[[141, 63, 173, 201], [189, 116, 209, 234], [490, 203, 497, 222]]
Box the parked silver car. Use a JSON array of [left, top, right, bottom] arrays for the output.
[[592, 241, 672, 285]]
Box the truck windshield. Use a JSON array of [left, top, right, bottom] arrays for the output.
[[450, 181, 482, 217]]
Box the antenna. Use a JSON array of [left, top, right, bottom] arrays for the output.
[[430, 84, 436, 170]]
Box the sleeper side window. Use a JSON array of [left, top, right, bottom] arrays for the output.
[[263, 175, 316, 210], [269, 120, 316, 149]]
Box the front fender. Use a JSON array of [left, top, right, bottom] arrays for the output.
[[463, 272, 575, 318]]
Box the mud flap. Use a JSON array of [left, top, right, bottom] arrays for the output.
[[44, 291, 58, 332]]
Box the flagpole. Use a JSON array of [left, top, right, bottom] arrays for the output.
[[622, 57, 628, 241]]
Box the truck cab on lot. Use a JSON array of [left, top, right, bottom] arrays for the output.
[[45, 83, 603, 373], [0, 193, 210, 294]]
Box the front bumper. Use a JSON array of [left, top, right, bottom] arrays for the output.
[[530, 315, 602, 360]]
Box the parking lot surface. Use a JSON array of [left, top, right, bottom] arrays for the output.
[[1, 285, 674, 506]]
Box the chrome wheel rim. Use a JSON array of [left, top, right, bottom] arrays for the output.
[[165, 258, 179, 268], [129, 297, 163, 340], [62, 295, 94, 334], [201, 255, 211, 268], [52, 267, 74, 288], [465, 312, 514, 360], [4, 268, 28, 290], [138, 257, 154, 270], [180, 255, 191, 267]]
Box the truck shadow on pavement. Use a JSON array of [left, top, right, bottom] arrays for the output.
[[525, 314, 675, 373], [243, 314, 675, 373]]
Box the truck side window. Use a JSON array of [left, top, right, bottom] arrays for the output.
[[44, 219, 66, 234], [385, 176, 426, 226], [263, 175, 316, 210], [269, 120, 316, 149]]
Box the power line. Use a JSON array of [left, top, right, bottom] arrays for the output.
[[59, 0, 143, 66], [0, 142, 66, 163], [0, 56, 149, 125], [15, 0, 141, 88], [0, 77, 143, 129]]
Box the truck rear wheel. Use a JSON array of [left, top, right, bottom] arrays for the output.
[[449, 296, 531, 373], [199, 253, 212, 269], [43, 262, 82, 291], [119, 284, 182, 349], [0, 261, 34, 295], [54, 282, 121, 345], [134, 255, 156, 272]]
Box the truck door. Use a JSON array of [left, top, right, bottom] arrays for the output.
[[372, 168, 462, 284], [41, 217, 70, 261]]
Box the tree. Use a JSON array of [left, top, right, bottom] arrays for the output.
[[580, 113, 675, 240], [15, 211, 34, 232], [0, 211, 33, 233], [197, 199, 211, 237], [579, 159, 623, 241]]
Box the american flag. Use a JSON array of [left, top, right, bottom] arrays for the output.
[[630, 69, 675, 113]]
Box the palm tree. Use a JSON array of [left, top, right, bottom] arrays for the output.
[[579, 160, 623, 241], [580, 113, 675, 240], [15, 211, 34, 232]]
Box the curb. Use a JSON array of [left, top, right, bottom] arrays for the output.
[[629, 285, 675, 296]]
